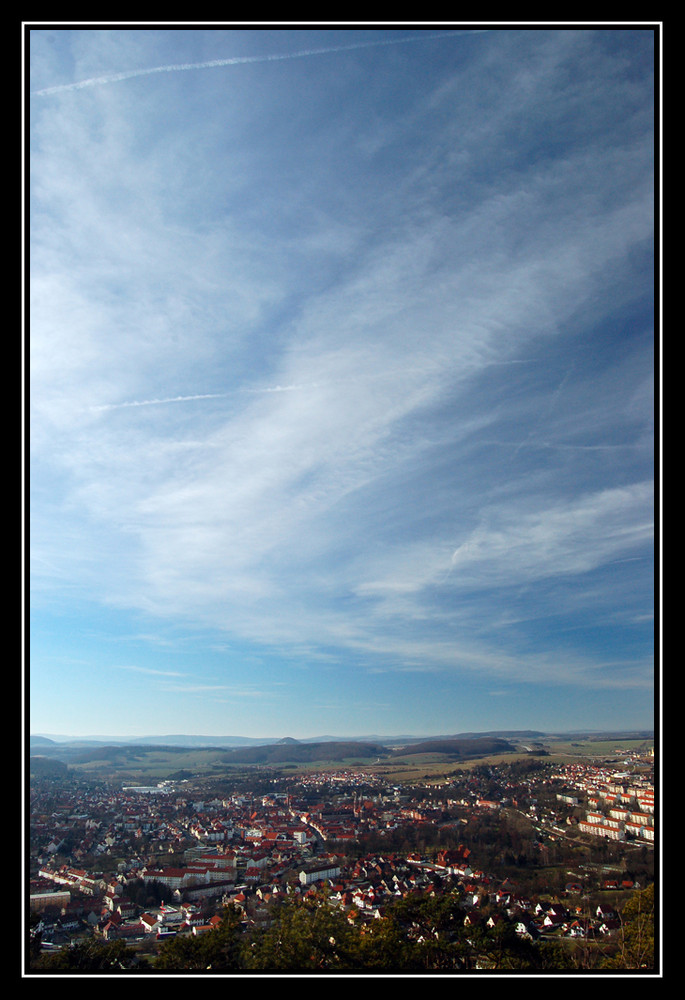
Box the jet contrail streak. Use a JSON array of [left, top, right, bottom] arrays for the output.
[[90, 383, 320, 411], [91, 392, 229, 411], [33, 30, 486, 96]]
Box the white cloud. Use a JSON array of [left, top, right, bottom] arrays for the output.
[[115, 664, 185, 677], [450, 482, 653, 588], [29, 28, 655, 722]]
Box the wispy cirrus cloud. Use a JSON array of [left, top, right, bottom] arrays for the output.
[[449, 482, 654, 587], [29, 27, 655, 736]]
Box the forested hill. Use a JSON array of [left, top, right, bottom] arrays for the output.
[[217, 741, 387, 764], [390, 737, 514, 759], [28, 735, 519, 769]]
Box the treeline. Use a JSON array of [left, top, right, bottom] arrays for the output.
[[29, 884, 655, 973]]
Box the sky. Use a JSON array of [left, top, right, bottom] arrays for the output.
[[27, 25, 657, 741]]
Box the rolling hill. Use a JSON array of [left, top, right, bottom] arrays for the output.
[[389, 736, 514, 759]]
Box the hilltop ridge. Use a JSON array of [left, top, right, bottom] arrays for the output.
[[30, 729, 551, 749]]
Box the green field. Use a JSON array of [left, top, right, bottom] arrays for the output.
[[538, 738, 652, 757]]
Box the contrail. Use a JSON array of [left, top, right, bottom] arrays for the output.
[[91, 392, 229, 411], [91, 355, 528, 412], [90, 382, 321, 411], [32, 30, 486, 97]]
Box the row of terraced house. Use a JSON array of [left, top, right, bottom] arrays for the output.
[[578, 780, 654, 843]]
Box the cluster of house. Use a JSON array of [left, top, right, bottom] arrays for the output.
[[550, 763, 655, 844], [511, 897, 623, 941], [32, 833, 637, 949], [30, 759, 655, 952], [305, 851, 628, 941], [32, 767, 530, 882]]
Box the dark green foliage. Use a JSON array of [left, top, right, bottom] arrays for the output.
[[28, 885, 657, 973], [601, 884, 655, 971], [155, 906, 243, 971], [243, 894, 359, 971], [384, 890, 540, 971], [126, 877, 167, 909], [460, 917, 541, 971], [31, 937, 138, 971]]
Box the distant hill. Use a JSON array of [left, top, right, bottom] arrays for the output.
[[445, 731, 546, 741], [123, 734, 283, 748], [216, 740, 386, 765], [390, 736, 514, 759], [134, 734, 284, 747], [28, 729, 653, 771], [29, 756, 69, 777], [29, 729, 547, 749], [27, 739, 387, 769], [29, 733, 285, 748]]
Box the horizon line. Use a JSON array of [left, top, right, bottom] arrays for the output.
[[29, 725, 655, 741]]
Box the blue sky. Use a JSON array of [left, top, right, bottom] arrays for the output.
[[28, 26, 656, 741]]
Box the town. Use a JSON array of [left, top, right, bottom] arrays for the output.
[[27, 745, 656, 973]]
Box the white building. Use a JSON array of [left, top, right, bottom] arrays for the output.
[[299, 863, 341, 885]]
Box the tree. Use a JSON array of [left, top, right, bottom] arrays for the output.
[[353, 915, 424, 971], [371, 890, 473, 971], [155, 906, 243, 971], [31, 938, 138, 971], [27, 913, 43, 966], [468, 919, 540, 971], [154, 933, 213, 971], [538, 940, 585, 971], [601, 884, 655, 971], [244, 894, 358, 971]]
